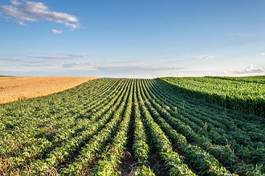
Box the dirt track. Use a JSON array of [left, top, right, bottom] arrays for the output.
[[0, 77, 96, 104]]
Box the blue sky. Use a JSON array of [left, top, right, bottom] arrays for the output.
[[1, 0, 265, 77]]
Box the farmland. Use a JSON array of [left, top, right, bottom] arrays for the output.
[[162, 77, 265, 117], [0, 77, 96, 104], [0, 78, 264, 175]]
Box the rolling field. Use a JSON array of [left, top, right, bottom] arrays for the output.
[[0, 78, 264, 176], [162, 77, 265, 117], [0, 77, 96, 104]]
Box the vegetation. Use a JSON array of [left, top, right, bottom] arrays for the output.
[[0, 78, 264, 175], [161, 76, 265, 117]]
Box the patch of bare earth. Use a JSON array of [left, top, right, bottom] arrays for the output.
[[0, 77, 96, 104]]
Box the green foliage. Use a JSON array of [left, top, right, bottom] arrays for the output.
[[161, 76, 265, 117], [0, 78, 264, 175]]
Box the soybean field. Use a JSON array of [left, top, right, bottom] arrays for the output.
[[0, 78, 264, 176]]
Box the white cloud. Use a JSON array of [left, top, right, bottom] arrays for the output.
[[196, 55, 216, 61], [2, 54, 264, 77], [51, 29, 63, 34], [1, 0, 79, 29], [260, 52, 265, 56], [0, 54, 186, 77], [232, 64, 265, 75], [62, 62, 98, 71], [60, 61, 185, 77]]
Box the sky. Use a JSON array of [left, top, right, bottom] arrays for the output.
[[0, 0, 265, 77]]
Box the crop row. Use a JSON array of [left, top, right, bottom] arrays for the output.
[[161, 77, 265, 117], [1, 78, 264, 175]]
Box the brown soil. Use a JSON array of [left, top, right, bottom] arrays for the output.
[[0, 77, 96, 104]]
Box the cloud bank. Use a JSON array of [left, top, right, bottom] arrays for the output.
[[1, 0, 79, 29], [232, 64, 265, 75], [0, 55, 186, 77], [1, 54, 265, 77]]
